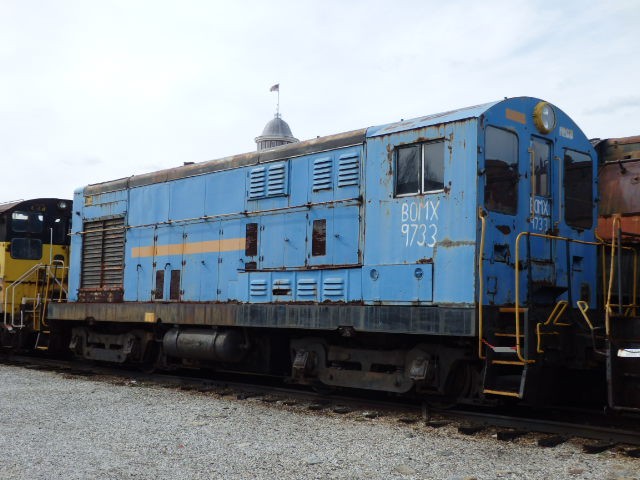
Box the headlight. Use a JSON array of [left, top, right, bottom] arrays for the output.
[[57, 200, 68, 210], [533, 101, 556, 134]]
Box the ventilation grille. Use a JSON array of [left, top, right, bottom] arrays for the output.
[[248, 163, 288, 199], [312, 157, 332, 191], [248, 167, 266, 199], [272, 278, 291, 296], [250, 279, 268, 296], [81, 217, 125, 289], [322, 278, 344, 297], [338, 153, 359, 187], [296, 278, 317, 298], [267, 163, 287, 196]]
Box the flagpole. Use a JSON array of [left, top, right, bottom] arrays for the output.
[[270, 84, 280, 117]]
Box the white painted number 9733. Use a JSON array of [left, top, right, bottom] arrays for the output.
[[401, 223, 437, 247]]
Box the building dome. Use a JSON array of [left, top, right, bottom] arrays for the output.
[[255, 114, 298, 151]]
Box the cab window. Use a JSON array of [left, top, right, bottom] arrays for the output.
[[484, 126, 518, 215], [564, 150, 593, 229], [52, 217, 69, 244], [12, 212, 44, 234], [395, 141, 444, 196], [11, 238, 42, 260], [532, 138, 551, 197]]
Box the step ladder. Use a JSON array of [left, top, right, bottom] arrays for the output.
[[34, 329, 51, 351], [482, 302, 574, 399], [482, 307, 530, 398]]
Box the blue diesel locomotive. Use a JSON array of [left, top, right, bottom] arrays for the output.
[[48, 97, 636, 407]]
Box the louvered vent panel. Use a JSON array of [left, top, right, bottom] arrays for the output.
[[312, 157, 332, 191], [338, 154, 359, 187], [272, 279, 292, 296], [81, 217, 125, 288], [267, 163, 287, 196], [248, 167, 266, 199], [296, 279, 317, 298], [250, 279, 268, 296], [322, 278, 345, 297]]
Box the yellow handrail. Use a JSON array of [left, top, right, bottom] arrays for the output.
[[605, 216, 621, 335], [596, 227, 639, 318], [477, 208, 487, 360], [577, 300, 607, 356], [536, 300, 568, 353], [577, 300, 596, 330], [514, 231, 601, 363]]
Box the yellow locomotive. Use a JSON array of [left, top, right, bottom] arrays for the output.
[[0, 198, 71, 351]]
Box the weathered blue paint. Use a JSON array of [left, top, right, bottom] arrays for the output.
[[63, 97, 597, 336]]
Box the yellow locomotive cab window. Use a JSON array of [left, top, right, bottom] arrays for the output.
[[11, 212, 44, 234], [10, 238, 42, 260]]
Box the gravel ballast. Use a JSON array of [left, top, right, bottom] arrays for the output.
[[0, 364, 637, 480]]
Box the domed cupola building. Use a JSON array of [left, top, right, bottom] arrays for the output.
[[255, 114, 298, 151]]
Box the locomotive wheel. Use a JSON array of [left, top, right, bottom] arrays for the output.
[[444, 361, 476, 400], [138, 341, 161, 374]]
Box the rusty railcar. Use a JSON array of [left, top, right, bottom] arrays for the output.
[[594, 136, 640, 411]]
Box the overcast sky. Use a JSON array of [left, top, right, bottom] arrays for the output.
[[1, 0, 638, 202]]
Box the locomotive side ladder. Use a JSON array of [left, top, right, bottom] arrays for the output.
[[477, 212, 532, 399], [478, 214, 577, 399], [603, 217, 640, 412]]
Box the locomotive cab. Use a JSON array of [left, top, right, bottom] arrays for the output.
[[363, 97, 600, 403], [0, 198, 71, 350], [475, 99, 600, 402]]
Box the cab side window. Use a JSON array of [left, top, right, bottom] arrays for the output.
[[11, 212, 44, 234], [395, 141, 444, 196], [564, 150, 593, 229], [484, 126, 518, 215]]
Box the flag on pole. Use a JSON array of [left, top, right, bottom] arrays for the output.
[[270, 84, 279, 92]]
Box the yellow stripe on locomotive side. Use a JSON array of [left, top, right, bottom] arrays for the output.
[[131, 237, 246, 258]]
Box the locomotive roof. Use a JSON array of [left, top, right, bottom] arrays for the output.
[[365, 100, 498, 137], [83, 98, 508, 196], [0, 200, 23, 214], [0, 198, 70, 215]]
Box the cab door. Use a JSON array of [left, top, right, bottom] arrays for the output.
[[529, 136, 563, 303]]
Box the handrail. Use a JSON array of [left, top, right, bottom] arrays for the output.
[[40, 260, 68, 328], [536, 300, 568, 353], [577, 300, 606, 356], [477, 208, 487, 360], [514, 231, 602, 363], [3, 260, 69, 329], [596, 225, 638, 320], [605, 216, 620, 335], [3, 263, 44, 328]]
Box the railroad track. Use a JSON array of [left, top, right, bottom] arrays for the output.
[[1, 353, 639, 456]]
